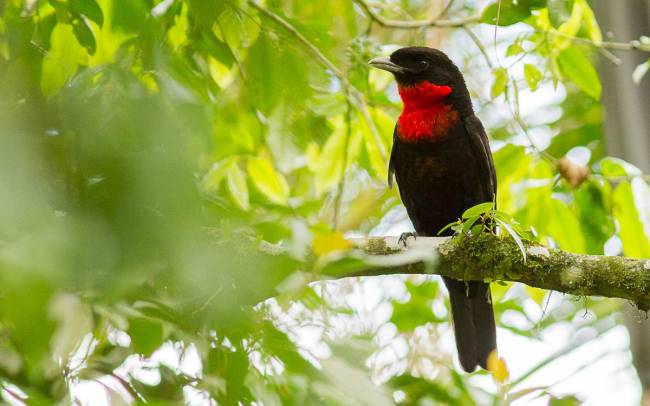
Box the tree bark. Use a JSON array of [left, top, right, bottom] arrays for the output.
[[592, 1, 650, 400], [327, 235, 650, 310]]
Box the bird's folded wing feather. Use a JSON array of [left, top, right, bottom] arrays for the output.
[[463, 115, 497, 199]]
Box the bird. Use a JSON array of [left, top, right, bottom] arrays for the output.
[[369, 47, 497, 372]]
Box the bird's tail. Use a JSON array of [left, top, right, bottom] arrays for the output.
[[443, 277, 497, 372]]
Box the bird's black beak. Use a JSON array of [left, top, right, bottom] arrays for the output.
[[368, 57, 407, 74]]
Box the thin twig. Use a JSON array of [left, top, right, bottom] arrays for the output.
[[1, 385, 25, 403], [598, 48, 622, 65], [493, 0, 502, 66], [462, 26, 494, 68], [546, 30, 650, 53], [462, 25, 556, 163], [509, 320, 616, 389], [506, 79, 557, 163], [591, 173, 650, 183], [434, 0, 457, 20], [353, 0, 480, 28]]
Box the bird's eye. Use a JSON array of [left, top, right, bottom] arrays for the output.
[[418, 60, 430, 69]]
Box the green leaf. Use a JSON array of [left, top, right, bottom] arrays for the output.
[[226, 161, 250, 210], [495, 218, 527, 262], [69, 0, 104, 26], [582, 0, 602, 44], [544, 198, 587, 253], [72, 17, 96, 54], [556, 0, 584, 42], [41, 23, 89, 96], [128, 317, 163, 356], [245, 34, 310, 113], [359, 108, 391, 179], [599, 157, 637, 177], [612, 182, 650, 258], [470, 224, 484, 235], [575, 183, 614, 254], [0, 278, 55, 373], [549, 395, 581, 406], [389, 375, 460, 404], [315, 119, 347, 194], [202, 30, 236, 67], [524, 63, 543, 91], [557, 46, 601, 99], [523, 285, 547, 305], [317, 255, 370, 277], [494, 210, 514, 222], [202, 159, 233, 194], [438, 220, 460, 235], [491, 67, 508, 98], [246, 156, 290, 205], [481, 1, 531, 26], [391, 280, 441, 331], [506, 42, 525, 56], [462, 202, 495, 219], [167, 3, 189, 50], [112, 0, 149, 31], [462, 216, 481, 233]]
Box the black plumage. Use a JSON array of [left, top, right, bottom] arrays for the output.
[[371, 47, 497, 372]]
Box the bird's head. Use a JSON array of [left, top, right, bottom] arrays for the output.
[[369, 47, 472, 114]]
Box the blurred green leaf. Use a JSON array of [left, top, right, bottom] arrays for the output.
[[72, 17, 96, 54], [506, 42, 525, 56], [556, 0, 585, 46], [550, 395, 581, 406], [481, 1, 532, 26], [582, 0, 602, 44], [128, 317, 164, 356], [315, 119, 347, 194], [524, 63, 543, 91], [41, 23, 88, 96], [70, 0, 104, 26], [557, 46, 601, 99], [226, 161, 250, 210], [491, 67, 508, 98], [391, 280, 441, 331], [246, 156, 290, 205], [612, 182, 650, 258]]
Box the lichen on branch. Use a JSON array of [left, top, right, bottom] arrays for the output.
[[340, 234, 650, 311]]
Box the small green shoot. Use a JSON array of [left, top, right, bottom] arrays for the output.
[[438, 202, 535, 263]]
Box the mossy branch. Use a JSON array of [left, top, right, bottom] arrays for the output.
[[337, 234, 650, 311]]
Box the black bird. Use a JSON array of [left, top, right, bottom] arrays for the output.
[[369, 47, 497, 372]]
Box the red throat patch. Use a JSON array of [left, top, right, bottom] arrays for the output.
[[397, 82, 459, 142]]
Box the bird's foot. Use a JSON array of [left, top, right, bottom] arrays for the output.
[[398, 232, 417, 247]]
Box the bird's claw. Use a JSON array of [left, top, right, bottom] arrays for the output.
[[398, 232, 417, 247]]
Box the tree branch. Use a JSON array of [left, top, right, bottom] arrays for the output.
[[333, 234, 650, 311], [354, 0, 480, 28]]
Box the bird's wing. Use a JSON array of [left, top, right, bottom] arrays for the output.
[[463, 115, 497, 200], [387, 127, 397, 188]]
